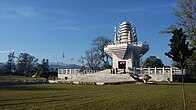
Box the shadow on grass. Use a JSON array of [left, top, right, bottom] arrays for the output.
[[0, 84, 67, 91], [185, 77, 196, 83], [155, 83, 182, 86]]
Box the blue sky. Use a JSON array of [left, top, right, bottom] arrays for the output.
[[0, 0, 176, 65]]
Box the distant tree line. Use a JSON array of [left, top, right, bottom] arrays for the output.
[[0, 52, 57, 77]]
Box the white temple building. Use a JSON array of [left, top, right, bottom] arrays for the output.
[[104, 21, 149, 71], [57, 20, 190, 84]]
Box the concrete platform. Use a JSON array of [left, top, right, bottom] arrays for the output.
[[57, 69, 136, 85]]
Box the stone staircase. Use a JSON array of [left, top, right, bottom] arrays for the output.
[[63, 69, 136, 84]]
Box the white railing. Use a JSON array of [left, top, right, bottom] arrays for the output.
[[131, 67, 190, 82], [57, 67, 190, 82], [104, 41, 148, 48], [58, 69, 98, 75], [133, 67, 189, 75]]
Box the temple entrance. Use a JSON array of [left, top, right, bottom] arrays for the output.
[[118, 61, 126, 69]]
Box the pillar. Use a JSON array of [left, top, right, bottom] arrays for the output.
[[155, 67, 157, 75], [162, 67, 165, 74], [148, 67, 150, 74]]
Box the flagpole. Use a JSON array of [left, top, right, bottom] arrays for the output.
[[62, 52, 64, 65]]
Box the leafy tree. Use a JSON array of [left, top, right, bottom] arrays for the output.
[[171, 60, 181, 68], [0, 63, 6, 75], [4, 52, 16, 74], [16, 53, 38, 76], [161, 0, 195, 40], [142, 56, 164, 68], [91, 36, 112, 69], [49, 68, 58, 80], [173, 0, 196, 76], [0, 67, 3, 75], [85, 49, 101, 70], [161, 0, 196, 76], [34, 63, 43, 76], [174, 0, 195, 40], [40, 59, 50, 76], [165, 28, 195, 110], [188, 55, 196, 77]]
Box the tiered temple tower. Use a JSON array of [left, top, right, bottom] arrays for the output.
[[104, 21, 149, 71]]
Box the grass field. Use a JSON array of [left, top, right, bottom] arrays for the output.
[[0, 83, 196, 110], [0, 76, 46, 83]]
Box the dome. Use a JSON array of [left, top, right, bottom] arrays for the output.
[[121, 22, 131, 25]]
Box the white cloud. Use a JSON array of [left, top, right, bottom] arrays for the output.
[[0, 2, 82, 33], [58, 26, 82, 31], [0, 6, 37, 19], [46, 9, 76, 17], [15, 6, 37, 17], [0, 50, 14, 53], [0, 50, 10, 53]]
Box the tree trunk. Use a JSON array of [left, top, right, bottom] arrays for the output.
[[181, 68, 187, 110], [25, 71, 27, 77]]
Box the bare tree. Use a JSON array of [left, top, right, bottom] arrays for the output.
[[85, 49, 101, 70], [91, 36, 112, 69], [78, 56, 85, 67], [4, 52, 15, 74]]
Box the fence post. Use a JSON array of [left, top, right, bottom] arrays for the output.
[[148, 67, 150, 74], [170, 67, 173, 82], [162, 67, 165, 74], [58, 69, 60, 74], [155, 67, 157, 75]]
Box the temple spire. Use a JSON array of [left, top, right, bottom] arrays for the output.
[[114, 26, 117, 44]]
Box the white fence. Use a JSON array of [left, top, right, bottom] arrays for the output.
[[134, 67, 184, 75], [134, 67, 190, 82], [58, 69, 99, 79], [58, 69, 98, 75], [58, 67, 190, 82]]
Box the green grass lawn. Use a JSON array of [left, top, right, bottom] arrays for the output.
[[0, 76, 46, 82], [0, 83, 196, 110]]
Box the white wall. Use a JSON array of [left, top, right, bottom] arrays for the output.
[[112, 54, 133, 70]]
